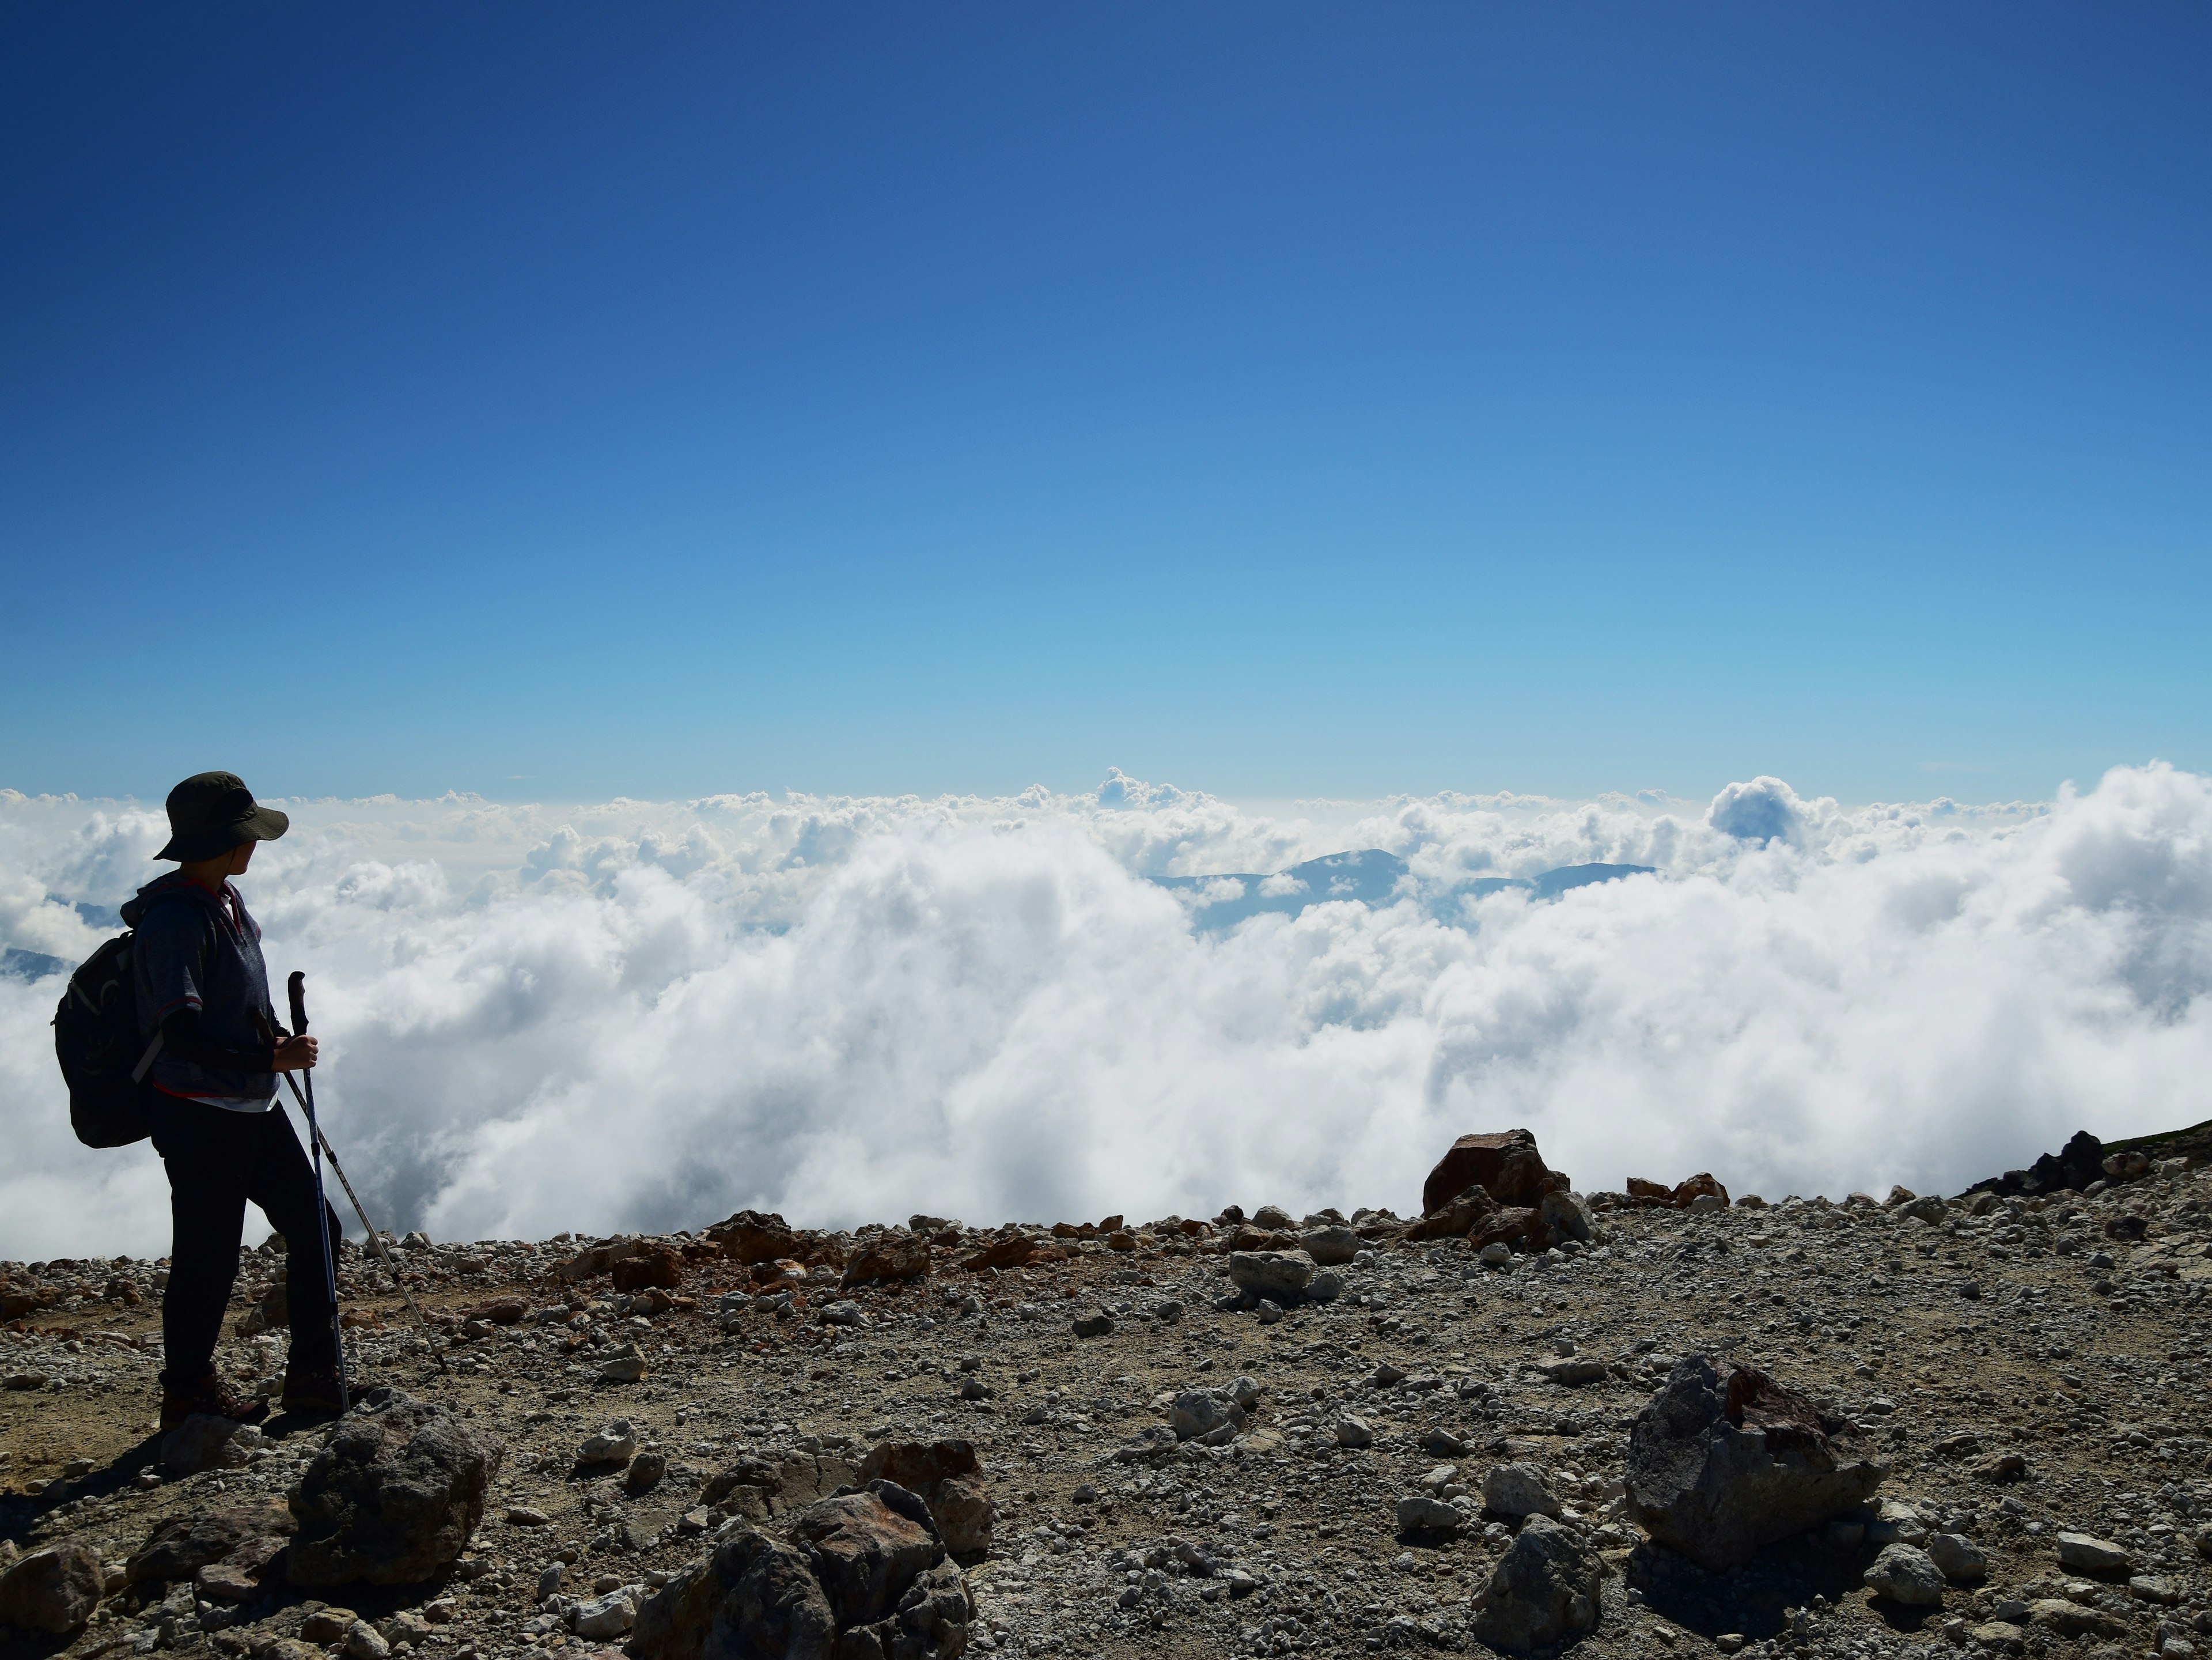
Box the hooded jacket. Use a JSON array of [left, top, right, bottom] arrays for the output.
[[122, 873, 279, 1110]]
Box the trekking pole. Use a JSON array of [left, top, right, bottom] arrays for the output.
[[255, 1009, 448, 1374], [287, 973, 350, 1413]]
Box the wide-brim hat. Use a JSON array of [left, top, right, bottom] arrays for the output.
[[154, 771, 290, 862]]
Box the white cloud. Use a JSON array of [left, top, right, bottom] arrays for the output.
[[0, 766, 2203, 1260]]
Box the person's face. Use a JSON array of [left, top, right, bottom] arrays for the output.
[[228, 840, 257, 875]]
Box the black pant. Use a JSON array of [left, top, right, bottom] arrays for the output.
[[149, 1096, 341, 1388]]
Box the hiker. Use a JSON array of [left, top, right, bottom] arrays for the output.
[[123, 771, 346, 1426]]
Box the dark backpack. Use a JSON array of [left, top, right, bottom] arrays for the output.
[[53, 931, 163, 1148]]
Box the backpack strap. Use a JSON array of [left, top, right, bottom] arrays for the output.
[[130, 1029, 164, 1084]]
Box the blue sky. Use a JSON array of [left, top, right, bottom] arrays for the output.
[[3, 3, 2207, 805]]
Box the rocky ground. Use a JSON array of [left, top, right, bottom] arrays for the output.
[[6, 1126, 2212, 1660]]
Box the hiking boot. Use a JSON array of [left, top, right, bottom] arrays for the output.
[[159, 1371, 268, 1431], [279, 1364, 349, 1416]]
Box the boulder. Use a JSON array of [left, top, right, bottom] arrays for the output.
[[579, 1421, 639, 1465], [855, 1441, 997, 1555], [1070, 1307, 1113, 1338], [162, 1413, 252, 1476], [610, 1249, 682, 1293], [1484, 1464, 1563, 1519], [841, 1233, 930, 1290], [1863, 1544, 1946, 1606], [1404, 1184, 1501, 1243], [0, 1542, 104, 1635], [569, 1589, 635, 1639], [126, 1498, 296, 1585], [1472, 1207, 1542, 1254], [1169, 1389, 1249, 1445], [704, 1209, 805, 1265], [2029, 1598, 2128, 1639], [623, 1451, 669, 1497], [1624, 1357, 1888, 1572], [638, 1487, 976, 1660], [1396, 1495, 1463, 1534], [1227, 1249, 1315, 1302], [2055, 1532, 2131, 1573], [1423, 1129, 1551, 1215], [1926, 1533, 1988, 1584], [790, 1484, 942, 1629], [957, 1232, 1049, 1273], [287, 1389, 503, 1587], [631, 1530, 836, 1660], [1298, 1224, 1360, 1266], [1973, 1130, 2107, 1198], [1471, 1514, 1604, 1651], [1538, 1189, 1597, 1246]]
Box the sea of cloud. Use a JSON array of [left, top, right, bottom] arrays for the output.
[[2, 763, 2209, 1261]]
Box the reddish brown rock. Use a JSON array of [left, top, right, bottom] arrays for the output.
[[1627, 1173, 1733, 1209], [0, 1542, 104, 1635], [1422, 1130, 1551, 1215], [706, 1210, 804, 1265], [457, 1296, 528, 1326], [1472, 1207, 1541, 1253], [792, 1484, 944, 1628], [1404, 1184, 1501, 1242], [855, 1441, 996, 1554], [127, 1498, 295, 1585], [611, 1249, 683, 1293], [841, 1234, 930, 1290]]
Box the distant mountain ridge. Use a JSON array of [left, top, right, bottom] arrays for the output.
[[1152, 850, 1656, 931]]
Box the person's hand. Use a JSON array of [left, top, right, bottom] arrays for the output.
[[272, 1035, 319, 1072]]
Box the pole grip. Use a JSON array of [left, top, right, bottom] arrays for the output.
[[287, 971, 309, 1037]]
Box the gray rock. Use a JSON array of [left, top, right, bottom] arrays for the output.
[[1623, 1355, 1888, 1573], [579, 1420, 638, 1464], [1926, 1532, 1988, 1583], [623, 1451, 669, 1497], [633, 1484, 970, 1660], [1484, 1463, 1563, 1519], [1228, 1250, 1315, 1302], [2028, 1598, 2128, 1639], [343, 1617, 390, 1660], [1479, 1241, 1514, 1266], [287, 1389, 503, 1587], [1169, 1389, 1249, 1445], [2130, 1574, 2179, 1604], [569, 1589, 635, 1638], [1299, 1226, 1359, 1266], [1863, 1544, 1946, 1606], [0, 1542, 104, 1635], [1535, 1355, 1608, 1386], [1539, 1189, 1596, 1245], [631, 1529, 835, 1660], [1397, 1495, 1463, 1533], [1336, 1415, 1374, 1449], [126, 1497, 296, 1584], [2056, 1532, 2131, 1573], [1471, 1513, 1604, 1651], [1070, 1307, 1114, 1338], [1900, 1196, 1949, 1224], [161, 1413, 250, 1476], [793, 1483, 964, 1638], [1306, 1269, 1344, 1303]]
